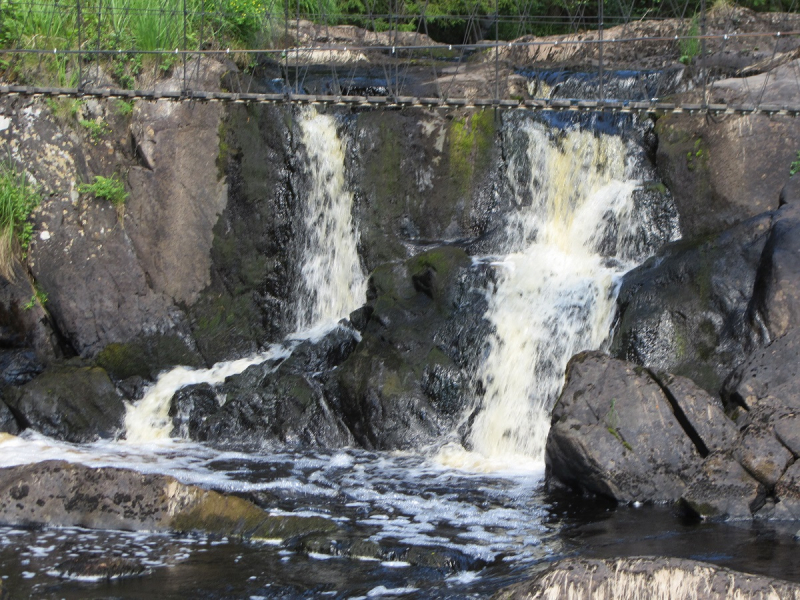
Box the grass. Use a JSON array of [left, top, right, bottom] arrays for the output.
[[0, 161, 40, 280], [78, 174, 128, 207], [679, 18, 701, 65]]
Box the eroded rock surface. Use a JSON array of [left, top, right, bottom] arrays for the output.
[[0, 460, 336, 540], [494, 557, 800, 599]]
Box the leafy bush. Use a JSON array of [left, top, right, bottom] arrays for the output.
[[791, 151, 800, 177], [78, 175, 128, 207], [0, 161, 40, 279]]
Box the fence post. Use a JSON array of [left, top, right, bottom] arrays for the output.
[[598, 0, 604, 104], [701, 0, 707, 108]]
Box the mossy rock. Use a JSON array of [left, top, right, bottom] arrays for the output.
[[95, 334, 203, 380]]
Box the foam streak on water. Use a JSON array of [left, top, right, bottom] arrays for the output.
[[452, 119, 657, 466]]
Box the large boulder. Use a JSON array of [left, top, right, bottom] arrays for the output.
[[546, 346, 800, 520], [546, 351, 739, 503], [0, 460, 336, 540], [2, 363, 124, 442], [494, 557, 800, 599], [611, 212, 772, 394]]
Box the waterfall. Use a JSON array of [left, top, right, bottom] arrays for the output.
[[125, 107, 365, 443], [441, 115, 677, 469], [294, 108, 367, 331]]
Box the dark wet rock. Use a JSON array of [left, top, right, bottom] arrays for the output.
[[781, 175, 800, 206], [723, 326, 800, 412], [0, 460, 337, 540], [0, 350, 44, 387], [493, 557, 800, 599], [611, 212, 772, 394], [0, 401, 20, 435], [680, 452, 765, 520], [734, 428, 793, 488], [750, 203, 800, 340], [545, 352, 705, 503], [186, 103, 298, 363], [171, 323, 359, 449], [335, 246, 488, 450], [54, 556, 146, 580], [772, 462, 800, 520], [654, 69, 800, 241], [347, 109, 506, 272], [95, 334, 203, 381], [2, 364, 124, 442]]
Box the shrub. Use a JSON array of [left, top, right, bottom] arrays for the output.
[[0, 161, 40, 280], [78, 175, 128, 207]]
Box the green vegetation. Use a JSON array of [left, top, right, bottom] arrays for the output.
[[0, 161, 39, 279], [791, 151, 800, 177], [23, 284, 47, 310], [679, 18, 700, 65], [115, 99, 134, 117], [45, 97, 83, 123], [78, 174, 128, 207], [79, 118, 111, 143]]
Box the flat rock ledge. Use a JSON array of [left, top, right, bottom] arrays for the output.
[[0, 460, 336, 540], [494, 557, 800, 600]]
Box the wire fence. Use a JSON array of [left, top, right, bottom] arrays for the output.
[[0, 0, 798, 112]]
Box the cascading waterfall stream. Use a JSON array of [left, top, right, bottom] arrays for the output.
[[294, 108, 367, 330], [124, 108, 366, 443], [440, 117, 676, 469]]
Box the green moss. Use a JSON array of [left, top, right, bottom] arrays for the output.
[[96, 334, 202, 380], [217, 120, 229, 180], [448, 110, 496, 193], [170, 490, 336, 540]]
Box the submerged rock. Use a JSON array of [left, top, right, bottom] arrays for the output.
[[0, 460, 337, 540], [494, 557, 800, 599]]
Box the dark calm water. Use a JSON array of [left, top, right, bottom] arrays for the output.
[[1, 439, 799, 599]]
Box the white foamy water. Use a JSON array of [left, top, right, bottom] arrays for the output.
[[295, 107, 367, 331], [442, 118, 676, 467]]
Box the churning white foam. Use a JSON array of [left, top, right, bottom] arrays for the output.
[[440, 118, 673, 469]]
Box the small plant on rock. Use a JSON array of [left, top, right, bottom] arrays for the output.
[[791, 151, 800, 177], [0, 161, 39, 280], [23, 284, 47, 310], [79, 118, 111, 143], [78, 175, 128, 219]]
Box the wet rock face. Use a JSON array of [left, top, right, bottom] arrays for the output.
[[495, 557, 800, 600], [334, 246, 489, 450], [0, 460, 337, 540], [2, 364, 124, 443], [172, 246, 491, 453], [611, 212, 771, 394], [170, 323, 359, 449], [347, 109, 506, 272], [546, 347, 800, 521]]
